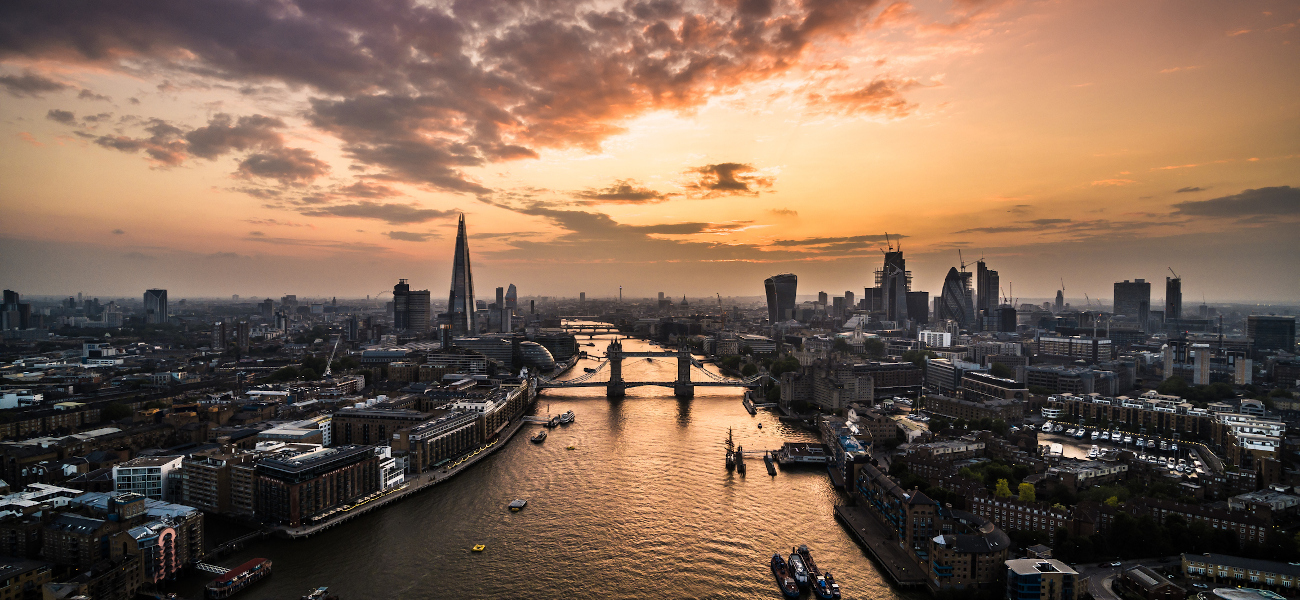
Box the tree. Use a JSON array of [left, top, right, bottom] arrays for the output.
[[989, 362, 1015, 379], [902, 349, 937, 368], [994, 479, 1012, 498], [769, 357, 801, 378], [1158, 376, 1191, 398], [864, 338, 886, 358], [832, 338, 853, 354], [1018, 483, 1036, 502], [1104, 496, 1120, 507], [741, 363, 758, 377], [102, 403, 132, 421]]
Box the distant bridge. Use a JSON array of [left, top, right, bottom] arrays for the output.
[[536, 339, 770, 399]]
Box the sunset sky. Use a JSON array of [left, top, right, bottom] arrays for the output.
[[1, 0, 1297, 303]]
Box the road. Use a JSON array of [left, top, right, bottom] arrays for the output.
[[1073, 556, 1184, 600]]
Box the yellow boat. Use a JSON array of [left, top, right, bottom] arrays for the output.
[[471, 544, 486, 552], [566, 446, 575, 450]]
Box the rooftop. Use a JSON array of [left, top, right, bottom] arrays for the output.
[[1006, 558, 1078, 576]]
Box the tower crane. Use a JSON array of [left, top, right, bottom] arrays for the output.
[[321, 335, 342, 378], [1168, 266, 1180, 280]]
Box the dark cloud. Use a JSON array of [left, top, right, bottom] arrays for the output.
[[236, 147, 330, 185], [808, 77, 919, 117], [0, 0, 900, 194], [206, 251, 249, 259], [45, 108, 75, 124], [767, 208, 798, 217], [0, 71, 67, 97], [771, 233, 903, 247], [184, 113, 284, 159], [574, 180, 671, 204], [954, 218, 1071, 234], [1172, 186, 1299, 217], [111, 228, 125, 235], [385, 230, 438, 241], [82, 112, 112, 123], [684, 163, 774, 197], [1174, 186, 1205, 193], [91, 118, 187, 166], [298, 201, 456, 224], [77, 88, 110, 101]]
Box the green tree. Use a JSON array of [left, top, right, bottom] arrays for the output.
[[1157, 375, 1190, 398], [994, 479, 1012, 498], [864, 338, 886, 358], [102, 403, 132, 421], [989, 362, 1015, 379], [902, 349, 937, 368], [769, 357, 802, 378], [1018, 483, 1036, 502], [1104, 495, 1120, 507], [741, 363, 758, 377], [832, 338, 853, 354]]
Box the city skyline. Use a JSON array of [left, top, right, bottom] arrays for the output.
[[1, 0, 1298, 301]]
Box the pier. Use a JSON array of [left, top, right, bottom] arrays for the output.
[[833, 505, 927, 588]]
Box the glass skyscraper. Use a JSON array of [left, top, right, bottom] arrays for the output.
[[447, 214, 476, 335]]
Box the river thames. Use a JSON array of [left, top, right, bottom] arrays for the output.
[[177, 336, 906, 600]]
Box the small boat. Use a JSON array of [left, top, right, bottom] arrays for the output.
[[302, 587, 329, 600], [559, 410, 575, 424], [764, 452, 777, 476], [825, 572, 842, 599], [508, 499, 527, 512], [531, 430, 547, 443], [584, 367, 596, 373], [757, 423, 762, 429], [725, 428, 736, 471], [471, 544, 486, 552], [646, 357, 653, 361], [788, 553, 810, 589], [736, 445, 746, 475], [546, 415, 561, 428], [813, 575, 834, 600], [565, 445, 575, 450], [771, 554, 801, 599]]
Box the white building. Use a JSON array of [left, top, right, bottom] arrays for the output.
[[113, 456, 184, 501], [919, 330, 953, 348]]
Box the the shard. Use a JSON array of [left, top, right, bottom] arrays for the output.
[[447, 214, 476, 335]]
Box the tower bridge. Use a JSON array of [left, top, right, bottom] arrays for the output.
[[536, 339, 769, 399]]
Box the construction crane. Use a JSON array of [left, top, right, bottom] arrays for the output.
[[1168, 267, 1180, 280], [321, 335, 342, 378], [716, 293, 722, 307], [1084, 293, 1092, 307]]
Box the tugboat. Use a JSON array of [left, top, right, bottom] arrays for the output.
[[787, 552, 810, 589], [736, 445, 746, 475], [813, 575, 834, 600], [798, 545, 831, 598], [725, 428, 736, 471], [559, 410, 575, 424], [531, 430, 547, 443], [825, 572, 842, 599], [301, 587, 330, 600], [508, 499, 528, 512], [770, 554, 802, 599]]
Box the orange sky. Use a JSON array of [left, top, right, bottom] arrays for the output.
[[1, 0, 1298, 302]]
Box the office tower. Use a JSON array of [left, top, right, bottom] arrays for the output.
[[212, 321, 227, 349], [1247, 315, 1296, 354], [235, 321, 251, 352], [996, 306, 1017, 332], [975, 260, 998, 315], [906, 291, 930, 325], [1054, 290, 1064, 312], [346, 314, 359, 342], [280, 294, 298, 312], [394, 279, 432, 332], [496, 287, 505, 308], [506, 284, 518, 309], [2, 290, 32, 330], [937, 267, 975, 329], [1114, 279, 1151, 330], [864, 287, 883, 312], [818, 291, 828, 306], [143, 289, 168, 325], [259, 299, 274, 316], [875, 249, 910, 323], [495, 286, 508, 332], [763, 273, 798, 323], [844, 290, 855, 309], [447, 213, 476, 335], [579, 292, 586, 303], [832, 296, 845, 318], [1165, 276, 1182, 321]]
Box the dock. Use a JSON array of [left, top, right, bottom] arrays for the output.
[[833, 505, 927, 588]]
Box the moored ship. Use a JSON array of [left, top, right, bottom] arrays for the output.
[[559, 410, 575, 424], [531, 430, 547, 443], [787, 552, 810, 589], [735, 445, 746, 475], [825, 572, 842, 599], [770, 554, 801, 599], [206, 558, 272, 599], [724, 428, 736, 471]]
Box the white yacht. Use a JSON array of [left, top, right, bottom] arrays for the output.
[[1099, 432, 1110, 441], [1042, 422, 1054, 433], [1092, 431, 1100, 441], [1087, 445, 1100, 459], [1123, 435, 1133, 444]]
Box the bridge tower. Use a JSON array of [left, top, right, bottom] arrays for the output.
[[606, 338, 625, 398], [674, 342, 694, 399]]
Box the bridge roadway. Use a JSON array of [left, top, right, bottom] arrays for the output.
[[537, 380, 760, 388]]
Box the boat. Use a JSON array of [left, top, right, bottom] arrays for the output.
[[1100, 432, 1109, 440], [584, 367, 596, 373], [1171, 443, 1178, 451], [1147, 439, 1156, 449], [302, 587, 329, 600], [1087, 445, 1099, 459], [1123, 435, 1132, 444], [1075, 429, 1086, 439], [205, 558, 272, 599], [787, 552, 810, 589], [1042, 422, 1053, 433], [736, 445, 746, 475], [1092, 431, 1100, 440], [559, 410, 575, 424], [531, 430, 547, 443], [764, 452, 777, 476], [813, 575, 835, 600], [471, 544, 486, 552], [742, 392, 757, 415], [825, 572, 842, 599], [508, 499, 528, 512], [757, 423, 762, 429], [771, 554, 801, 599], [1054, 424, 1064, 433], [645, 357, 653, 362], [725, 428, 736, 471], [797, 545, 832, 599], [546, 415, 561, 428]]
